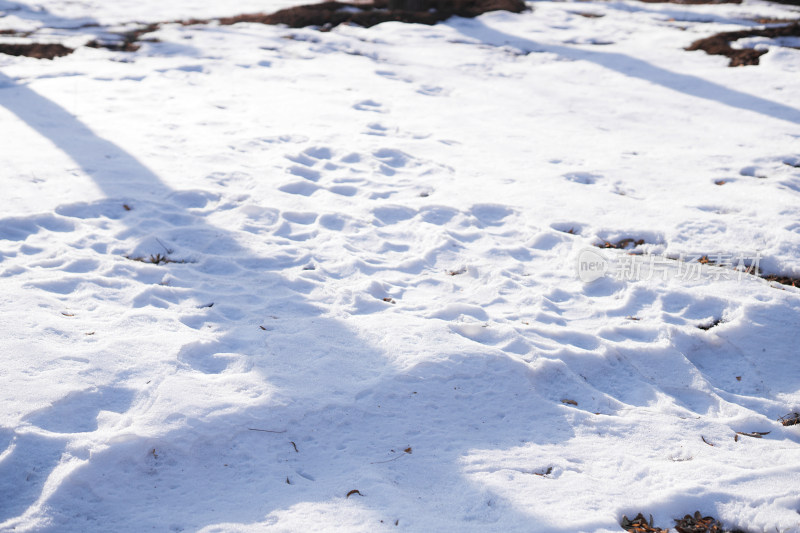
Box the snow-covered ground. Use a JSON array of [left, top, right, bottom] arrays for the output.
[[1, 0, 800, 531], [0, 0, 308, 30]]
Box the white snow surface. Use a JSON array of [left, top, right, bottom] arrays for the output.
[[0, 0, 307, 29], [1, 0, 800, 531]]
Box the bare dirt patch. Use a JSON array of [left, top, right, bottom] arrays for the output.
[[0, 42, 74, 59], [638, 0, 740, 4], [190, 0, 526, 30], [596, 237, 647, 250], [621, 511, 746, 533], [0, 0, 525, 58], [86, 23, 161, 52], [687, 22, 800, 66]]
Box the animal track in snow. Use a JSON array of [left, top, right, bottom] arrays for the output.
[[353, 99, 385, 112], [275, 143, 449, 201], [375, 70, 412, 83], [563, 171, 601, 184], [417, 85, 445, 96], [279, 181, 320, 196], [287, 165, 321, 182]]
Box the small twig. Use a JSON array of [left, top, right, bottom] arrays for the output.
[[247, 428, 287, 433], [155, 237, 173, 254], [701, 435, 715, 446], [370, 447, 412, 464], [735, 431, 770, 438], [125, 253, 189, 265], [371, 454, 406, 464], [290, 441, 298, 453]]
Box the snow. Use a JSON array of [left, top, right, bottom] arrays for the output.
[[1, 0, 800, 531], [0, 1, 305, 29]]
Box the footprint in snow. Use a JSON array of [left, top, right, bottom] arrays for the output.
[[365, 122, 389, 136], [278, 181, 320, 196], [470, 203, 514, 226], [375, 70, 412, 83], [417, 85, 445, 96], [372, 205, 416, 226], [418, 206, 459, 225], [563, 171, 601, 184], [327, 185, 358, 197], [282, 211, 317, 225], [287, 165, 321, 182], [372, 147, 411, 169], [740, 165, 769, 178], [286, 146, 334, 167], [353, 99, 385, 112]]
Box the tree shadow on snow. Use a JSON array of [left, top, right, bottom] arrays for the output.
[[0, 387, 138, 523], [33, 350, 580, 531], [0, 73, 579, 531], [0, 1, 99, 29], [450, 17, 800, 125]]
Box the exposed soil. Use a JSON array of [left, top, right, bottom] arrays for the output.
[[687, 22, 800, 66], [638, 0, 740, 4], [697, 317, 722, 330], [192, 0, 526, 30], [86, 23, 161, 52], [0, 42, 74, 59], [621, 512, 668, 532], [124, 253, 190, 265], [696, 254, 800, 288], [674, 511, 725, 532], [622, 511, 746, 533], [2, 0, 795, 65], [0, 0, 525, 59], [750, 16, 799, 24], [596, 237, 647, 250], [763, 273, 800, 287]]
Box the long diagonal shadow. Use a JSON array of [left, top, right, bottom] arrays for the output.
[[0, 72, 575, 530], [0, 72, 174, 200], [451, 18, 800, 126]]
